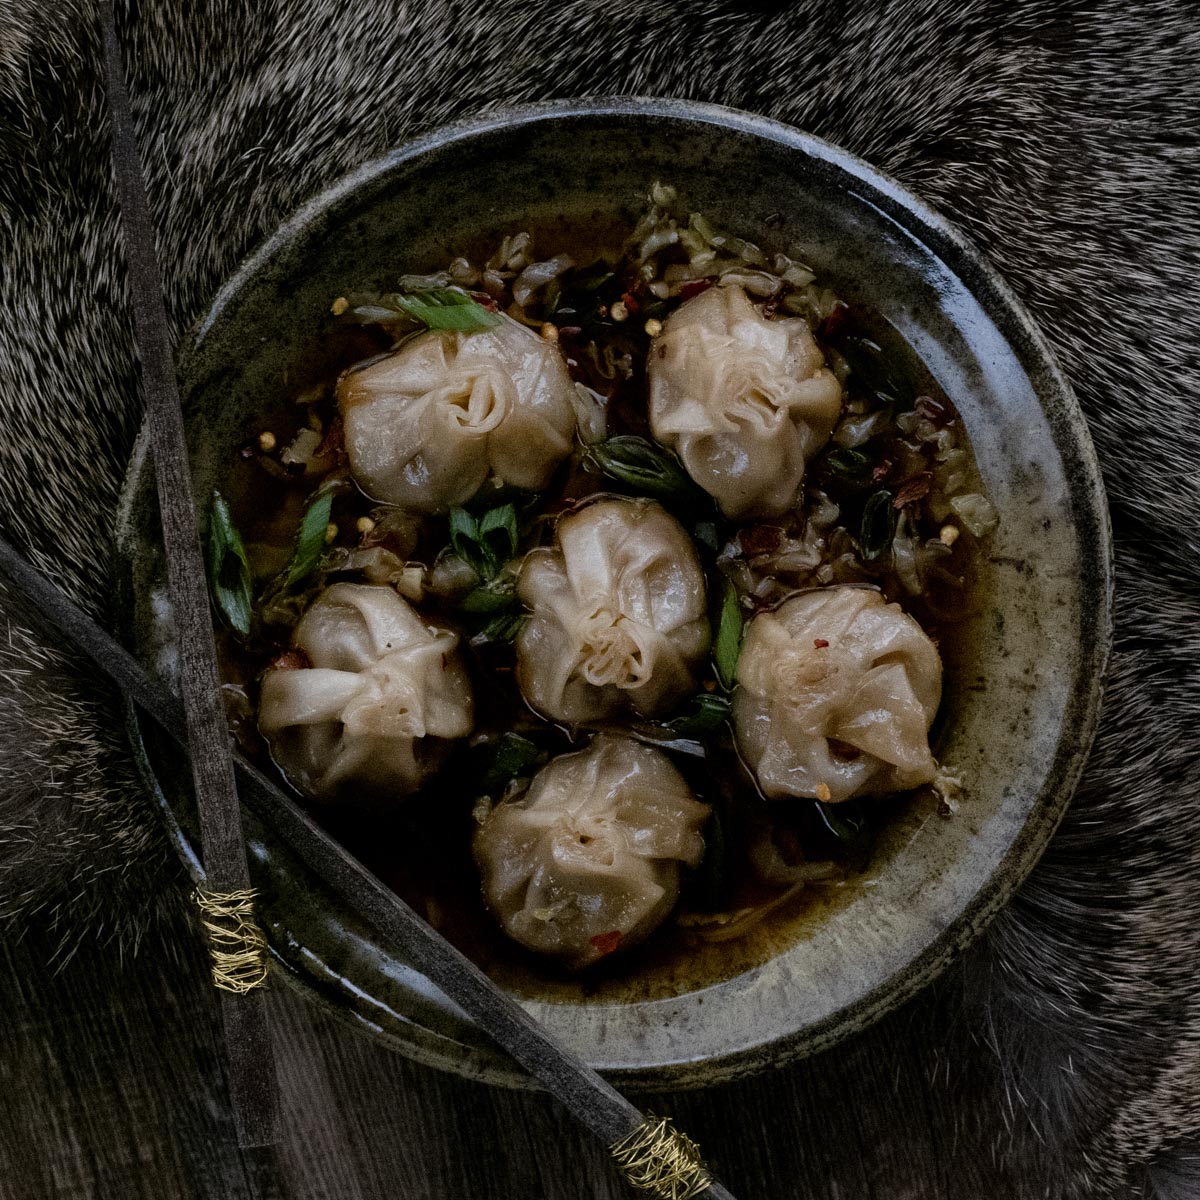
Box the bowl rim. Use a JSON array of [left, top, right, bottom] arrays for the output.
[[119, 95, 1114, 1090]]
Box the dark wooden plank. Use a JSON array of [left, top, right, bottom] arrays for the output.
[[0, 928, 256, 1200], [1, 910, 1017, 1200]]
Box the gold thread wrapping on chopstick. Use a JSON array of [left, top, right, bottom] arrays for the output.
[[194, 889, 269, 993], [610, 1115, 712, 1200]]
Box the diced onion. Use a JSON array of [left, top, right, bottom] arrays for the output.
[[512, 253, 575, 308], [950, 493, 1000, 537]]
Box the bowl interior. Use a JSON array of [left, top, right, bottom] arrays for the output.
[[116, 99, 1111, 1090]]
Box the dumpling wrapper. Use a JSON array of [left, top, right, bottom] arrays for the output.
[[516, 498, 710, 724], [339, 314, 577, 512], [473, 734, 710, 967], [648, 283, 842, 519], [733, 587, 942, 803], [259, 582, 473, 801]]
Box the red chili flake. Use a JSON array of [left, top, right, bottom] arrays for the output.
[[893, 472, 933, 508], [269, 648, 312, 672], [813, 638, 830, 649], [620, 291, 641, 314], [469, 290, 499, 312], [315, 418, 346, 464], [740, 525, 785, 556], [679, 277, 716, 302], [872, 458, 895, 483], [915, 394, 959, 426], [589, 930, 622, 957], [817, 301, 850, 341], [914, 395, 944, 423]]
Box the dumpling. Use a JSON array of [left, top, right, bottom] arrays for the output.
[[473, 734, 710, 967], [733, 587, 941, 803], [338, 314, 577, 512], [258, 582, 473, 800], [516, 498, 710, 723], [647, 283, 842, 519]]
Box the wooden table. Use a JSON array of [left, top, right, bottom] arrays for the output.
[[0, 904, 1036, 1198]]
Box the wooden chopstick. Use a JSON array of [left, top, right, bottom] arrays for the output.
[[97, 1, 277, 1149], [0, 531, 736, 1198], [88, 10, 738, 1192]]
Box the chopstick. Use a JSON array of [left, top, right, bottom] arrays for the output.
[[85, 9, 737, 1195], [0, 529, 735, 1199], [98, 1, 276, 1149]]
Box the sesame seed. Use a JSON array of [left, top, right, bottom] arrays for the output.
[[540, 322, 559, 342], [815, 783, 832, 802], [939, 524, 960, 546], [644, 318, 663, 337], [330, 296, 349, 316], [649, 281, 670, 299], [324, 523, 338, 543], [610, 300, 629, 322], [356, 516, 376, 535], [257, 430, 276, 452]]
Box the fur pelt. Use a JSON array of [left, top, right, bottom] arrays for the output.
[[1, 1, 1198, 1196]]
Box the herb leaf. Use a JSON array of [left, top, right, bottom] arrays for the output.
[[826, 447, 871, 479], [392, 288, 502, 331], [205, 491, 253, 636], [476, 733, 548, 795], [286, 490, 334, 587], [568, 260, 615, 293], [448, 503, 519, 580], [551, 261, 616, 327], [459, 576, 519, 615], [343, 288, 501, 333], [693, 802, 730, 910], [837, 336, 914, 408], [470, 611, 526, 646], [477, 504, 518, 573], [713, 576, 745, 689], [859, 489, 897, 561], [448, 508, 480, 562], [667, 692, 732, 738], [582, 436, 696, 502], [815, 800, 873, 856]]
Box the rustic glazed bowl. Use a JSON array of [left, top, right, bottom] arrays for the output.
[[116, 98, 1112, 1090]]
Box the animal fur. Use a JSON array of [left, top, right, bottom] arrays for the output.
[[1, 0, 1198, 1195]]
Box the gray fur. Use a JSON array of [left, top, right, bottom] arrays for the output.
[[1, 0, 1198, 1195], [1141, 1148, 1200, 1200]]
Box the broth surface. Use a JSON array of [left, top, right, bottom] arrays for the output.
[[212, 198, 993, 1000]]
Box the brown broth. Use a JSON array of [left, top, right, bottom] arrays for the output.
[[213, 213, 991, 999]]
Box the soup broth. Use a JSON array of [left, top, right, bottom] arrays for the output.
[[207, 186, 994, 999]]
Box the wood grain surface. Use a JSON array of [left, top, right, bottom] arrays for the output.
[[0, 908, 1033, 1199]]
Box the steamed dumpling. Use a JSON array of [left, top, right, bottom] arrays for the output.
[[473, 735, 710, 967], [258, 583, 473, 800], [648, 283, 842, 518], [339, 314, 577, 512], [733, 587, 941, 803], [516, 498, 710, 723]]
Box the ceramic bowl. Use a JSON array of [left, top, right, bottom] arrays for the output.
[[116, 98, 1112, 1090]]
